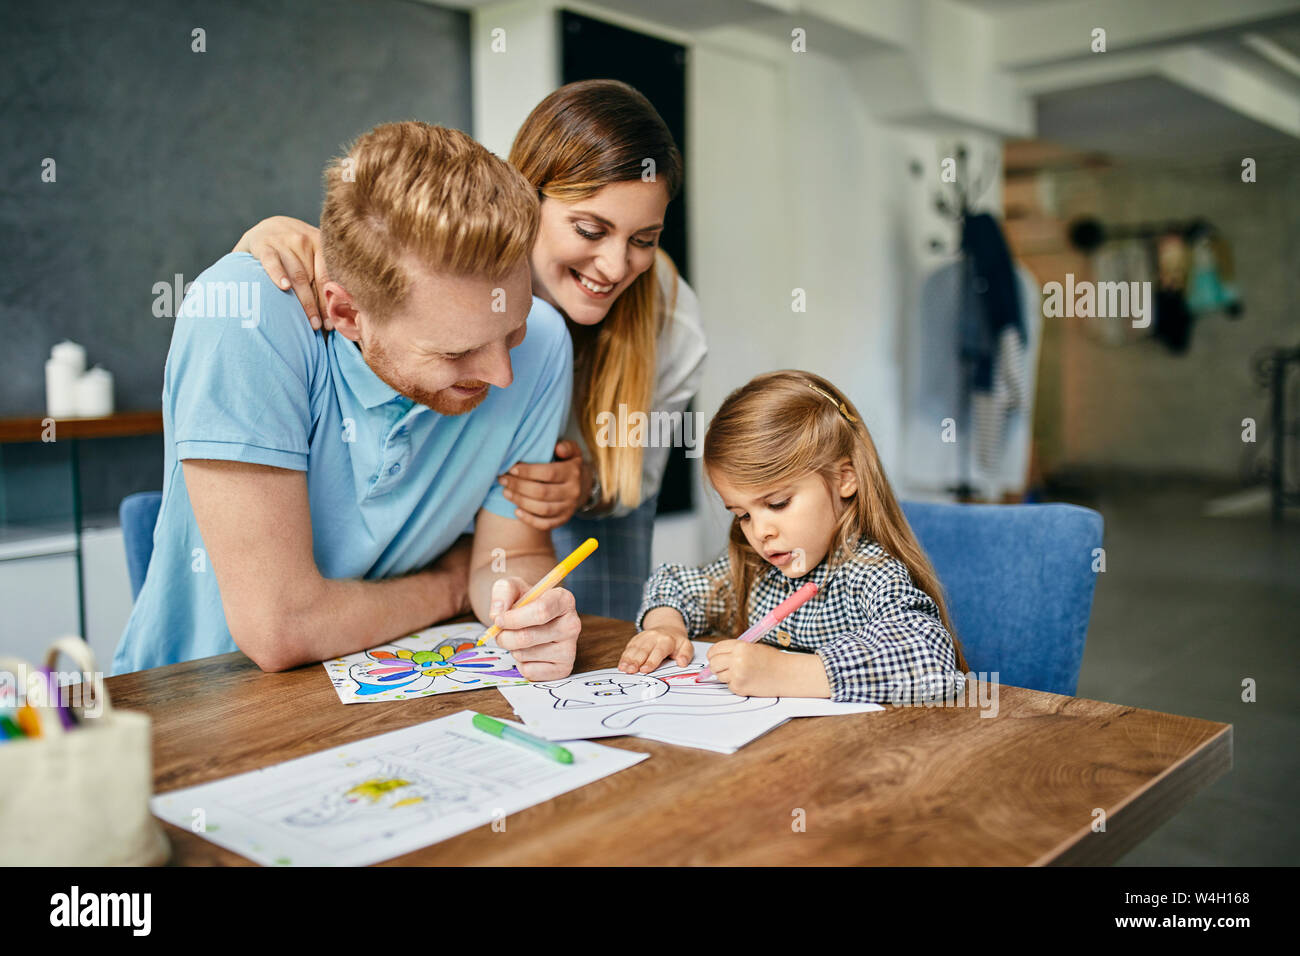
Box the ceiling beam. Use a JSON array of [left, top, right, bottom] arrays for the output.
[[992, 0, 1300, 70], [1163, 46, 1300, 137]]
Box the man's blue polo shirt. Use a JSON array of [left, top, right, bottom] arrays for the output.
[[111, 252, 572, 674]]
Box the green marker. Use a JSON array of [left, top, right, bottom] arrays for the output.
[[472, 713, 573, 764]]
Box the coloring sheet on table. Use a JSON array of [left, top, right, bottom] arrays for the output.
[[323, 622, 529, 703], [150, 710, 648, 867], [498, 641, 883, 754]]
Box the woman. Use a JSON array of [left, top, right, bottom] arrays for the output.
[[234, 80, 707, 621]]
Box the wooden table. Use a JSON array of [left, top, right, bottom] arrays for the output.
[[106, 614, 1233, 866]]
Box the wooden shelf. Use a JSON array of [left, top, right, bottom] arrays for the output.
[[0, 410, 163, 443]]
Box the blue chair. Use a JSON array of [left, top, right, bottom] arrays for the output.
[[899, 501, 1103, 695], [119, 491, 163, 600]]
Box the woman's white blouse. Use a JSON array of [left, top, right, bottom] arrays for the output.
[[563, 257, 708, 518]]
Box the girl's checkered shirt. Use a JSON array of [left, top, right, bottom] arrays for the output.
[[636, 533, 966, 705]]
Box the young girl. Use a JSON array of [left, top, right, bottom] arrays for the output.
[[621, 370, 969, 704]]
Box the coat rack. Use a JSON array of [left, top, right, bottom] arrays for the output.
[[1066, 215, 1217, 253], [1066, 214, 1245, 325], [908, 141, 1004, 500], [914, 142, 1001, 255]]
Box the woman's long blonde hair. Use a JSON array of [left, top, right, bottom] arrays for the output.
[[509, 79, 684, 510], [703, 370, 968, 671]]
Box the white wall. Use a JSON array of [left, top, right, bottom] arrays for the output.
[[679, 42, 942, 564], [680, 40, 798, 565], [471, 0, 559, 157], [666, 26, 1009, 564]]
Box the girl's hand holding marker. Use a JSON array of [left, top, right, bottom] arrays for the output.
[[696, 581, 818, 683]]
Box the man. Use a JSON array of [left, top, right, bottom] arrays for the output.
[[112, 121, 580, 679]]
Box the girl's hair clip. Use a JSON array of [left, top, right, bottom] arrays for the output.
[[807, 382, 858, 423]]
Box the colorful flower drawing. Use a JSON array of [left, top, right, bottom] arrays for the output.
[[323, 623, 530, 704], [349, 643, 523, 697]]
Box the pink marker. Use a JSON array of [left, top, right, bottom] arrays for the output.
[[696, 581, 819, 682]]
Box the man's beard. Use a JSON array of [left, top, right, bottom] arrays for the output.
[[359, 336, 489, 416]]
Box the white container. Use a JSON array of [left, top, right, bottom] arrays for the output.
[[0, 637, 170, 865], [73, 366, 114, 417], [45, 359, 80, 418], [49, 340, 86, 375]]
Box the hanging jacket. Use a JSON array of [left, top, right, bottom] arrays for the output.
[[959, 212, 1026, 390], [959, 212, 1029, 473], [907, 260, 1041, 500]]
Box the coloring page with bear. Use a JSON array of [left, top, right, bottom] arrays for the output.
[[498, 641, 883, 753]]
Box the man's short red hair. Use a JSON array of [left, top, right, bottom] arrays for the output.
[[321, 121, 538, 317]]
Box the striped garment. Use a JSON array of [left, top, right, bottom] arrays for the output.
[[635, 533, 966, 705], [972, 324, 1029, 473]]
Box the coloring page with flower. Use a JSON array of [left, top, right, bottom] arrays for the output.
[[322, 623, 528, 704]]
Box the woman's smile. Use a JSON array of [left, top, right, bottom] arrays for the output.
[[569, 267, 615, 297]]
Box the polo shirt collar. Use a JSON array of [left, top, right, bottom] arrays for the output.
[[336, 336, 404, 409]]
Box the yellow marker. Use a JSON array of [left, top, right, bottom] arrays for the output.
[[478, 537, 598, 646], [16, 704, 42, 738]]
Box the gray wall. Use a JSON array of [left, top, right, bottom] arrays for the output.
[[0, 0, 471, 518]]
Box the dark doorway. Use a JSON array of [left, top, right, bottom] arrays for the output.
[[561, 9, 694, 516]]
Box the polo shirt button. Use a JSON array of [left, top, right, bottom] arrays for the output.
[[388, 463, 401, 475]]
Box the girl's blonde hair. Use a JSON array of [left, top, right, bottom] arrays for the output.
[[703, 370, 969, 671], [509, 79, 684, 510]]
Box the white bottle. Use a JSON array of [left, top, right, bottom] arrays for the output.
[[45, 340, 91, 418], [45, 361, 80, 417], [74, 366, 114, 417], [49, 340, 86, 374]]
